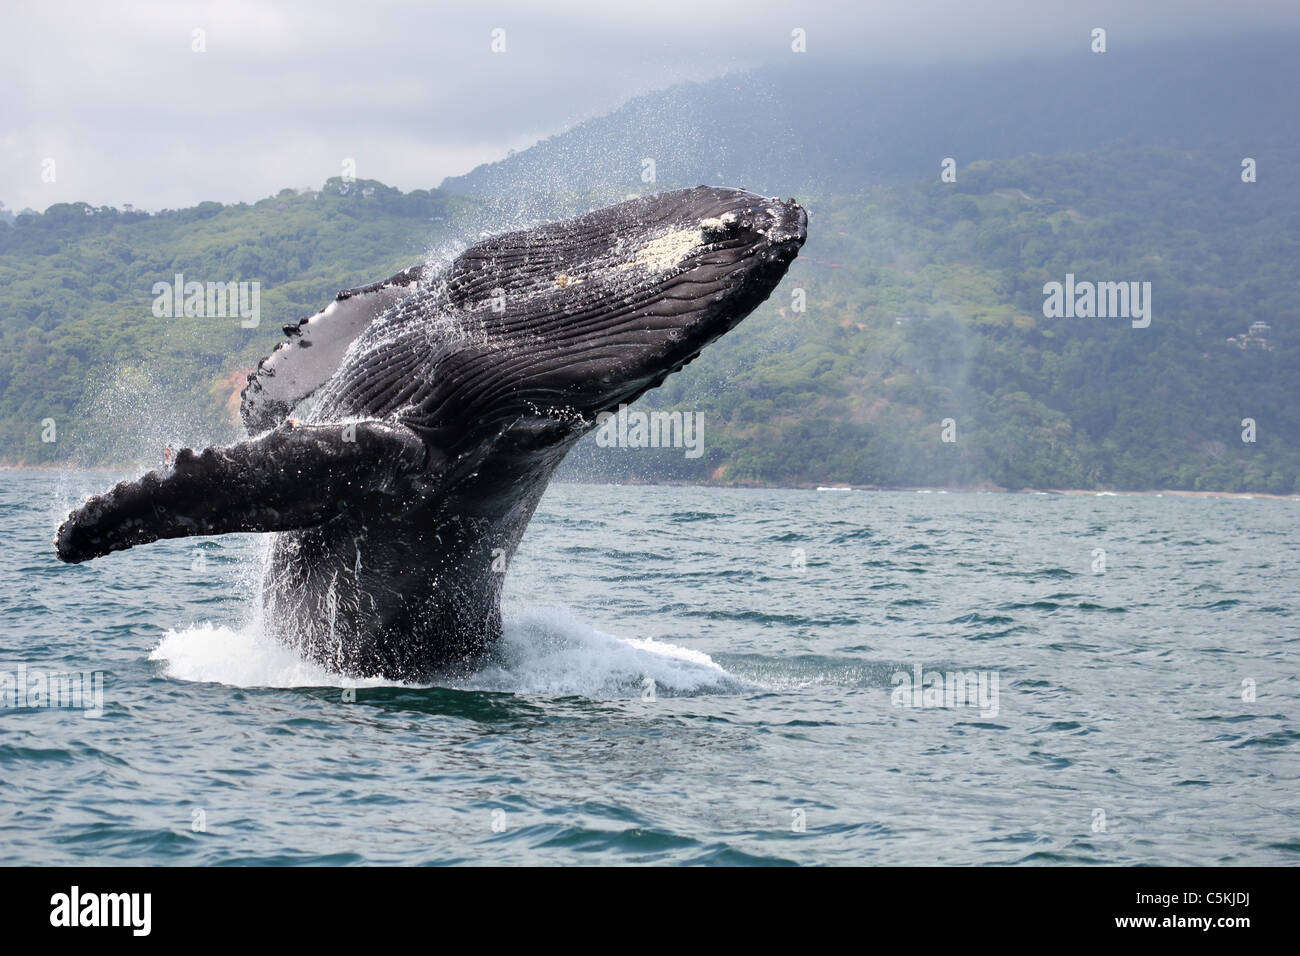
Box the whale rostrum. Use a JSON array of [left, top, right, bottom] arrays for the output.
[[55, 187, 808, 679]]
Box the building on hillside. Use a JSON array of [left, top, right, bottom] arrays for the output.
[[1225, 320, 1275, 351]]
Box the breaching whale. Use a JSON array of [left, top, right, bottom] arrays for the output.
[[55, 186, 808, 679]]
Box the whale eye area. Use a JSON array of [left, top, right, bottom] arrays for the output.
[[700, 212, 741, 242]]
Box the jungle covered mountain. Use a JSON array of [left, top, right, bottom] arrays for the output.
[[1, 36, 1295, 492]]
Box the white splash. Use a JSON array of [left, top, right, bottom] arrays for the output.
[[457, 605, 749, 696], [148, 606, 748, 698], [149, 622, 398, 689]]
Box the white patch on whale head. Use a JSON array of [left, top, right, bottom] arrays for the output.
[[617, 226, 705, 273], [699, 212, 737, 231]]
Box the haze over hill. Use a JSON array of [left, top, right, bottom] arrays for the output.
[[440, 37, 1300, 203]]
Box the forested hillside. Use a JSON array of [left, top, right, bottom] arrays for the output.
[[3, 27, 1298, 493], [0, 180, 471, 465], [569, 148, 1298, 492], [2, 144, 1294, 491]]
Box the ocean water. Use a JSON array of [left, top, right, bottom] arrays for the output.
[[1, 471, 1296, 865]]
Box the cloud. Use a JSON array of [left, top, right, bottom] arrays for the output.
[[3, 0, 1298, 211]]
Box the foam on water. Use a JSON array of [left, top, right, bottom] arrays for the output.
[[149, 606, 747, 698], [149, 622, 387, 689], [459, 605, 749, 696]]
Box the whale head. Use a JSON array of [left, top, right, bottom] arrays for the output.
[[565, 186, 809, 415], [367, 186, 808, 452]]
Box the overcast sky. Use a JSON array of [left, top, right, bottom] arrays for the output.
[[3, 0, 1298, 212]]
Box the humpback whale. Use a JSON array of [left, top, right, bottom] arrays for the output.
[[55, 187, 808, 679]]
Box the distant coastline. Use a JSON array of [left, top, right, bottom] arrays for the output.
[[5, 464, 1297, 500], [3, 463, 1295, 501]]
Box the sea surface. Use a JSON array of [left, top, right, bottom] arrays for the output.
[[1, 471, 1297, 865]]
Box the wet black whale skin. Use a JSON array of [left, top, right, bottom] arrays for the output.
[[55, 187, 808, 679]]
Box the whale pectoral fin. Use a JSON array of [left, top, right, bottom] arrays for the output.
[[240, 264, 428, 434], [55, 420, 428, 564]]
